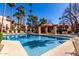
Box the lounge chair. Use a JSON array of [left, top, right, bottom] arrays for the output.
[[0, 45, 8, 55], [0, 45, 4, 52], [65, 36, 79, 56]]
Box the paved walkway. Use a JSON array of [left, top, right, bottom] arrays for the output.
[[42, 39, 74, 56], [0, 40, 28, 56]]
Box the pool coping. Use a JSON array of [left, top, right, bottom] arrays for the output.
[[3, 32, 75, 37], [0, 40, 28, 56], [41, 38, 74, 56], [4, 33, 75, 39], [27, 33, 75, 39]]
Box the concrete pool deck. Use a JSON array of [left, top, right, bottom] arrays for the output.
[[0, 34, 76, 56], [0, 39, 75, 56], [0, 40, 28, 56], [42, 39, 75, 56]]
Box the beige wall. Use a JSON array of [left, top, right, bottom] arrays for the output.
[[0, 16, 11, 29]]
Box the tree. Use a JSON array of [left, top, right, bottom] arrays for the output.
[[31, 16, 38, 26], [26, 3, 33, 32], [13, 12, 20, 31], [29, 3, 32, 32], [8, 3, 15, 32], [27, 15, 38, 32], [14, 5, 26, 32], [29, 3, 32, 15], [39, 17, 47, 25], [7, 3, 15, 19], [1, 3, 6, 32], [16, 5, 26, 25], [59, 3, 79, 31]]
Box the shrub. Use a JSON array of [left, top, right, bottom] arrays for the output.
[[57, 28, 63, 34], [75, 29, 79, 34], [0, 32, 3, 43]]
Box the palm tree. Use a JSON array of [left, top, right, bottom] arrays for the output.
[[31, 15, 38, 32], [7, 3, 15, 32], [27, 15, 38, 32], [7, 3, 15, 19], [39, 17, 47, 25], [31, 16, 38, 26], [13, 12, 20, 32], [26, 3, 33, 32], [38, 17, 47, 34], [29, 3, 32, 32], [16, 6, 25, 25], [1, 3, 6, 32], [29, 3, 32, 15], [14, 5, 26, 32]]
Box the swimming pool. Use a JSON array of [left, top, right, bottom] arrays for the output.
[[3, 34, 70, 56]]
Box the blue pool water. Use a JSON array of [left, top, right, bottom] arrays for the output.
[[3, 34, 70, 56]]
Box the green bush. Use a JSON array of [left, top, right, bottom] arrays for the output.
[[75, 29, 79, 34], [0, 32, 3, 43], [58, 28, 63, 34]]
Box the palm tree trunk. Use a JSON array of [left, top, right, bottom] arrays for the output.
[[10, 7, 12, 19], [18, 18, 19, 28], [10, 7, 12, 31], [22, 17, 24, 25], [30, 17, 32, 32], [17, 18, 20, 32], [22, 18, 23, 25], [20, 19, 22, 31], [2, 3, 6, 32]]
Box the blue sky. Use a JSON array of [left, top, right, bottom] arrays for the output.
[[0, 3, 69, 25]]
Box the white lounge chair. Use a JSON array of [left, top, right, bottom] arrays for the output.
[[65, 36, 79, 56]]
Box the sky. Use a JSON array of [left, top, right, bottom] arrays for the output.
[[0, 3, 69, 25]]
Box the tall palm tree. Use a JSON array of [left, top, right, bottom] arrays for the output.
[[8, 3, 15, 32], [1, 3, 6, 32], [26, 3, 33, 32], [31, 16, 38, 26], [16, 6, 25, 25], [14, 5, 26, 32], [29, 3, 32, 15], [38, 17, 47, 34], [39, 17, 47, 25], [7, 3, 15, 19], [13, 12, 20, 32], [29, 3, 32, 29], [13, 12, 20, 25], [32, 16, 38, 33]]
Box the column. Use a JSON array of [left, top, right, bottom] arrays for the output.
[[54, 26, 57, 34], [46, 26, 48, 34], [39, 26, 41, 34], [26, 25, 27, 33]]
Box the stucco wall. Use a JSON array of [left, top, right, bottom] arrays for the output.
[[0, 16, 11, 29]]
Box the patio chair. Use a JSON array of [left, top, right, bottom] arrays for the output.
[[0, 45, 4, 52], [65, 37, 79, 56], [0, 45, 8, 55]]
